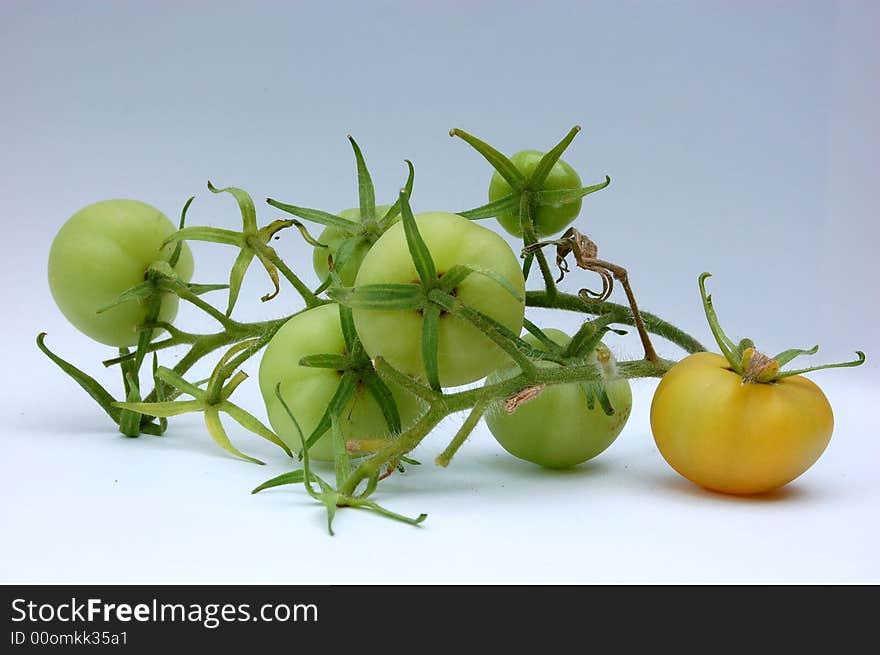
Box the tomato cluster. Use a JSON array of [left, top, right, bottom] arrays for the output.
[[43, 127, 865, 531]]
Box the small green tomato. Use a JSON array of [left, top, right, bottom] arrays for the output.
[[47, 199, 194, 347], [489, 150, 582, 237], [485, 329, 632, 468]]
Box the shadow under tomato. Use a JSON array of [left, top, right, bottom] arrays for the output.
[[474, 450, 614, 480], [646, 472, 815, 504]]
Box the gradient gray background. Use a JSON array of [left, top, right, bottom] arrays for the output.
[[1, 1, 877, 583]]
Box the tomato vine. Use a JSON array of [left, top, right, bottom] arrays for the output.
[[41, 125, 859, 533]]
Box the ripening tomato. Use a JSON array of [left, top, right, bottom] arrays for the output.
[[650, 352, 834, 494], [485, 329, 632, 468], [259, 303, 423, 461], [352, 211, 526, 387], [312, 205, 392, 287], [488, 150, 582, 237], [47, 199, 194, 347]]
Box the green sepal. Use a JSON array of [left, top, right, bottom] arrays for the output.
[[439, 264, 523, 302], [203, 407, 264, 465], [522, 319, 563, 353], [421, 304, 442, 391], [535, 176, 611, 207], [270, 384, 426, 534], [581, 383, 615, 416], [378, 160, 415, 230], [114, 399, 204, 417], [251, 470, 306, 494], [361, 369, 403, 436], [251, 247, 282, 304], [290, 219, 327, 248], [219, 401, 293, 457], [226, 248, 256, 316], [96, 282, 155, 314], [151, 354, 168, 434], [519, 193, 536, 280], [331, 413, 351, 489], [774, 351, 866, 380], [457, 193, 519, 220], [698, 273, 741, 372], [186, 282, 229, 295], [208, 181, 258, 233], [298, 354, 348, 370], [398, 189, 437, 287], [529, 126, 581, 188], [118, 357, 142, 437], [329, 235, 364, 279], [595, 384, 615, 416], [329, 284, 426, 311], [139, 422, 166, 436], [165, 225, 242, 247], [266, 199, 358, 232], [36, 334, 124, 425], [348, 135, 376, 220], [218, 371, 248, 401], [773, 345, 819, 367], [338, 302, 359, 354], [449, 127, 524, 189], [167, 196, 194, 267], [154, 366, 206, 399], [303, 371, 358, 451]]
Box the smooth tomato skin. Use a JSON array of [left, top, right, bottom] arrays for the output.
[[352, 211, 526, 387], [48, 199, 194, 347], [312, 205, 392, 287], [650, 352, 834, 494], [488, 150, 582, 237], [259, 303, 423, 461], [485, 329, 632, 468]]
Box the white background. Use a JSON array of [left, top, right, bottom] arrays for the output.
[[1, 0, 878, 583]]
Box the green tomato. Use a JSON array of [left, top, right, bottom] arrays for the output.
[[47, 199, 194, 347], [312, 205, 392, 287], [488, 150, 582, 237], [259, 303, 423, 462], [352, 211, 525, 387], [485, 329, 632, 468]]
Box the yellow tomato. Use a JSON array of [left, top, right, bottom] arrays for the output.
[[650, 352, 833, 495]]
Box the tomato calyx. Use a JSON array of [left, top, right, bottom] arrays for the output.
[[267, 137, 415, 292], [114, 339, 293, 464], [251, 384, 427, 536], [162, 183, 321, 316], [699, 272, 865, 384], [293, 304, 409, 453]]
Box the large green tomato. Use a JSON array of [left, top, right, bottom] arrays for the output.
[[352, 211, 526, 387], [259, 303, 423, 461], [488, 150, 582, 237], [485, 329, 632, 468], [312, 205, 392, 287], [47, 199, 194, 347]]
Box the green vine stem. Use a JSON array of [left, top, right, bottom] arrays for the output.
[[526, 291, 706, 354]]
